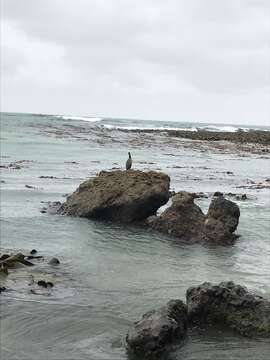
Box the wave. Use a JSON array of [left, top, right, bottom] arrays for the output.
[[102, 124, 256, 133], [102, 124, 198, 132], [198, 125, 249, 133], [55, 115, 103, 122]]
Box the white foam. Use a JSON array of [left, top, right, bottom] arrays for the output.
[[198, 125, 249, 132], [102, 124, 198, 132], [55, 115, 102, 122]]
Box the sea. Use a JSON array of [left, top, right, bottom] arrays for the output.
[[1, 112, 270, 360]]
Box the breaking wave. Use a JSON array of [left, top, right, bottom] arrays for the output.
[[102, 124, 198, 132], [55, 115, 103, 122]]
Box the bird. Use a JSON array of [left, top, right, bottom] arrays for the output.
[[126, 152, 132, 170]]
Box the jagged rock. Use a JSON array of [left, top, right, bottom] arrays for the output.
[[148, 192, 240, 243], [59, 170, 170, 222], [204, 196, 240, 242], [187, 281, 270, 337], [147, 192, 206, 241], [126, 299, 187, 358]]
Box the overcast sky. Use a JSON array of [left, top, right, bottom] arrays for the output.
[[1, 0, 270, 125]]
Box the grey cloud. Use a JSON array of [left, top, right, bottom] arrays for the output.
[[1, 0, 270, 124]]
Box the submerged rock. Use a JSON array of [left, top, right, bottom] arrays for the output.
[[59, 170, 170, 222], [48, 257, 60, 266], [126, 299, 187, 358], [0, 253, 34, 268], [147, 192, 206, 242], [187, 281, 270, 337]]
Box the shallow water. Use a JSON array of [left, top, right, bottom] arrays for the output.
[[1, 113, 270, 359]]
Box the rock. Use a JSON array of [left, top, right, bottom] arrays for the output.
[[147, 192, 206, 242], [169, 190, 176, 198], [40, 201, 62, 215], [39, 175, 57, 179], [0, 253, 34, 268], [47, 201, 62, 215], [126, 300, 187, 358], [0, 254, 10, 261], [192, 192, 208, 199], [204, 196, 240, 243], [148, 192, 240, 243], [37, 280, 47, 288], [48, 257, 60, 265], [0, 286, 7, 293], [187, 281, 270, 337], [25, 184, 36, 189], [213, 191, 223, 197], [59, 170, 170, 222], [26, 255, 43, 260]]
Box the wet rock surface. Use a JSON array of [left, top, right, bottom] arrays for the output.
[[187, 281, 270, 337], [126, 299, 187, 358], [148, 192, 240, 243], [59, 170, 170, 222], [204, 196, 240, 243], [147, 192, 206, 242]]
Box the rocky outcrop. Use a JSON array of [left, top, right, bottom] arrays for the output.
[[148, 192, 240, 243], [126, 300, 187, 358], [147, 192, 206, 242], [204, 196, 240, 243], [59, 170, 170, 222], [187, 281, 270, 337]]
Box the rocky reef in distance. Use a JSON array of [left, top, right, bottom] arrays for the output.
[[58, 169, 240, 244]]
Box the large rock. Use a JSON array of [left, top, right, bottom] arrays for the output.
[[59, 170, 170, 222], [147, 192, 240, 243], [147, 192, 206, 242], [126, 300, 187, 358], [187, 281, 270, 337], [204, 196, 240, 242]]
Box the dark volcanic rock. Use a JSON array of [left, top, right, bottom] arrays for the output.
[[126, 299, 187, 358], [147, 192, 206, 242], [187, 281, 270, 337], [59, 170, 170, 222], [204, 196, 240, 243]]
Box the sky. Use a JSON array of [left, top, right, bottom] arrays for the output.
[[1, 0, 270, 125]]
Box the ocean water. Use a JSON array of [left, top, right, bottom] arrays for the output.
[[0, 112, 270, 360]]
